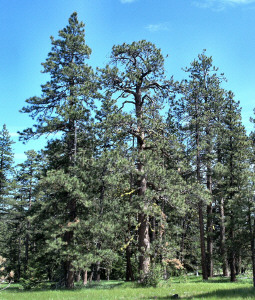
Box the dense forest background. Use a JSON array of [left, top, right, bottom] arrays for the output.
[[1, 12, 255, 289]]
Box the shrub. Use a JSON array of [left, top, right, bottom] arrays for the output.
[[140, 265, 163, 287]]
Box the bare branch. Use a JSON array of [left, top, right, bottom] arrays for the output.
[[118, 100, 136, 112]]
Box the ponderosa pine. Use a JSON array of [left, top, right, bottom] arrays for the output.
[[19, 12, 97, 288]]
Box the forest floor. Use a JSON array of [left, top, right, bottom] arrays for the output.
[[1, 275, 255, 299]]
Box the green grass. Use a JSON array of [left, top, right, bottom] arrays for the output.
[[1, 276, 255, 299]]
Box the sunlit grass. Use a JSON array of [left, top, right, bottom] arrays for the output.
[[1, 275, 255, 299]]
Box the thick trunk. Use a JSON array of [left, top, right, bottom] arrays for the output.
[[65, 260, 75, 288], [63, 118, 78, 289], [220, 198, 229, 276], [138, 213, 150, 278], [136, 96, 150, 280]]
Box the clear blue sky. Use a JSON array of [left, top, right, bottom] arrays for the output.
[[1, 0, 254, 163]]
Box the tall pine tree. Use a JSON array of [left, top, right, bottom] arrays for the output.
[[19, 12, 98, 288]]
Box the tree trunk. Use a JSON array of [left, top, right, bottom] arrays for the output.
[[206, 163, 213, 278], [65, 260, 74, 288], [230, 253, 236, 282], [199, 201, 208, 280], [89, 267, 94, 282], [248, 208, 255, 287], [126, 244, 134, 281], [63, 198, 76, 288], [138, 212, 150, 279], [206, 202, 213, 277], [195, 101, 208, 281], [220, 198, 229, 276], [76, 270, 81, 282], [96, 261, 101, 282], [179, 219, 186, 264], [229, 222, 236, 282], [252, 219, 255, 287], [83, 270, 88, 286], [25, 181, 33, 273], [136, 96, 150, 280], [235, 254, 241, 276]]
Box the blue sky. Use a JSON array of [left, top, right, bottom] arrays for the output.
[[0, 0, 255, 163]]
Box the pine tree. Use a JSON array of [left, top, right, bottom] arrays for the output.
[[217, 91, 250, 282], [0, 125, 15, 262], [0, 125, 14, 208], [171, 51, 226, 279], [16, 150, 42, 272], [100, 40, 184, 280], [19, 12, 98, 288]]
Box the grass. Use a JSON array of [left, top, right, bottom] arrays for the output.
[[1, 275, 255, 299]]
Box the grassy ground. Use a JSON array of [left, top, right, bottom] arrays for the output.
[[1, 276, 255, 300]]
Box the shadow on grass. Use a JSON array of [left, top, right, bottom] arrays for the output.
[[150, 287, 255, 299], [83, 281, 124, 290], [3, 280, 125, 293]]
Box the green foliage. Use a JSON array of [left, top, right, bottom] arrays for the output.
[[139, 264, 163, 287], [1, 12, 255, 291]]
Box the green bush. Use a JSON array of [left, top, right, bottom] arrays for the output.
[[19, 277, 47, 290], [140, 265, 163, 287]]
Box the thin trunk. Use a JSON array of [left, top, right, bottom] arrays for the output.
[[96, 261, 101, 282], [126, 175, 134, 282], [229, 125, 236, 283], [196, 117, 208, 281], [179, 219, 186, 264], [230, 253, 236, 282], [229, 220, 236, 282], [150, 216, 156, 244], [220, 197, 229, 276], [126, 244, 134, 281], [89, 267, 94, 282], [198, 201, 208, 280], [235, 254, 241, 276], [17, 234, 21, 280], [252, 216, 255, 287], [25, 180, 33, 272], [83, 270, 88, 286], [64, 197, 76, 288], [206, 121, 213, 278], [206, 201, 213, 277], [248, 206, 255, 287], [76, 270, 81, 282]]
